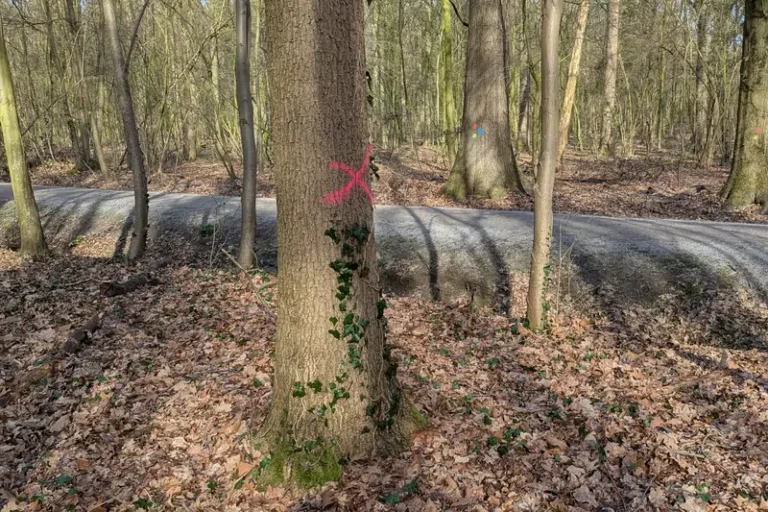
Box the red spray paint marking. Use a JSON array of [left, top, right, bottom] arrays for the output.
[[323, 144, 374, 205], [756, 127, 763, 134]]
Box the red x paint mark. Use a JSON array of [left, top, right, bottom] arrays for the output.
[[756, 127, 763, 134], [323, 144, 374, 205]]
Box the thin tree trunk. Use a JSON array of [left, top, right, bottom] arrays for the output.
[[721, 0, 768, 210], [259, 0, 426, 486], [527, 0, 562, 331], [236, 0, 258, 268], [0, 12, 47, 259], [599, 0, 620, 155], [556, 0, 589, 168], [694, 0, 711, 164], [440, 0, 458, 162], [104, 0, 149, 260], [445, 0, 524, 200]]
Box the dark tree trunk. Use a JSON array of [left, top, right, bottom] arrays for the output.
[[236, 0, 258, 268], [259, 0, 426, 487]]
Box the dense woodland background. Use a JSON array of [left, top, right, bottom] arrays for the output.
[[0, 0, 748, 180]]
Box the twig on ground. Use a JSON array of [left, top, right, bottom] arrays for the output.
[[221, 249, 275, 317]]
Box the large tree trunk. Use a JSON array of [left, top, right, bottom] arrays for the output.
[[235, 0, 258, 269], [721, 0, 768, 211], [0, 12, 47, 259], [598, 0, 620, 155], [104, 0, 149, 261], [445, 0, 524, 200], [527, 0, 562, 330], [259, 0, 425, 486], [556, 0, 590, 168]]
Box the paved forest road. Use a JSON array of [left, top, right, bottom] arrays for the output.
[[1, 184, 767, 305]]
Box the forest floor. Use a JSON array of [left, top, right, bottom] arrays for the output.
[[1, 239, 768, 511], [4, 145, 766, 224]]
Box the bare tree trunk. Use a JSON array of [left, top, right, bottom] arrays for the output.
[[721, 0, 768, 211], [445, 0, 524, 200], [527, 0, 562, 331], [556, 0, 589, 169], [0, 12, 47, 259], [599, 0, 620, 155], [694, 0, 711, 165], [440, 0, 458, 162], [104, 0, 149, 260], [258, 0, 426, 486], [236, 0, 258, 268]]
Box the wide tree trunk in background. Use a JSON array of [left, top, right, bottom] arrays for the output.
[[235, 0, 258, 269], [556, 0, 590, 168], [445, 0, 524, 200], [0, 12, 47, 259], [721, 0, 768, 211], [104, 0, 149, 261], [440, 0, 458, 162], [598, 0, 620, 155], [259, 0, 425, 486], [527, 0, 562, 331]]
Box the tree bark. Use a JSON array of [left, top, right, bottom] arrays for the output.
[[445, 0, 524, 200], [0, 12, 48, 259], [721, 0, 768, 211], [556, 0, 589, 169], [694, 0, 711, 165], [235, 0, 258, 269], [440, 0, 458, 162], [527, 0, 562, 331], [104, 0, 149, 261], [259, 0, 426, 486], [599, 0, 620, 155]]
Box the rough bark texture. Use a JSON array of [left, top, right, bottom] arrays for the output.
[[104, 0, 149, 260], [556, 0, 589, 169], [722, 0, 768, 210], [235, 0, 258, 268], [0, 12, 47, 259], [527, 0, 562, 331], [599, 0, 620, 155], [445, 0, 523, 200], [259, 0, 425, 487]]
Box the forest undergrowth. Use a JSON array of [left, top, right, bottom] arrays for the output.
[[1, 238, 767, 512], [4, 145, 766, 225]]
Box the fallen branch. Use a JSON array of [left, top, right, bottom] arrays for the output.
[[60, 314, 102, 355], [99, 257, 170, 297], [221, 249, 275, 317]]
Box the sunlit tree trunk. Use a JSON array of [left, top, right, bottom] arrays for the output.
[[259, 0, 425, 487], [694, 0, 711, 165], [235, 0, 258, 268], [0, 12, 47, 259], [527, 0, 562, 330], [445, 0, 524, 200], [556, 0, 590, 168], [599, 0, 620, 155], [104, 0, 149, 260], [721, 0, 768, 211]]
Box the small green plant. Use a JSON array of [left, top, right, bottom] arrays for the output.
[[486, 357, 501, 369], [199, 223, 215, 236], [68, 235, 85, 248], [133, 498, 154, 510], [252, 378, 264, 389], [207, 480, 218, 494]]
